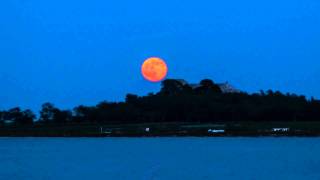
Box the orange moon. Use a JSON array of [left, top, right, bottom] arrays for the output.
[[141, 57, 168, 82]]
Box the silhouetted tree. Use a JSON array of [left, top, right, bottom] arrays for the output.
[[125, 94, 139, 104], [20, 109, 35, 125], [39, 103, 72, 124], [54, 109, 72, 124], [195, 79, 222, 94], [0, 107, 35, 125], [7, 107, 24, 125], [40, 103, 56, 123], [160, 79, 192, 95], [2, 78, 320, 128], [73, 105, 97, 123], [0, 111, 3, 124]]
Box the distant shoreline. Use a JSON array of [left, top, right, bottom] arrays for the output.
[[2, 79, 320, 137], [1, 134, 320, 137], [1, 121, 320, 137]]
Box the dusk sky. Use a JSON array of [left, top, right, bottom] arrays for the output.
[[1, 0, 319, 111]]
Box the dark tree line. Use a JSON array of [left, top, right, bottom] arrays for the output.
[[1, 79, 320, 126], [0, 107, 35, 126]]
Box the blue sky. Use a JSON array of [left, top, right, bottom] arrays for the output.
[[0, 0, 319, 111]]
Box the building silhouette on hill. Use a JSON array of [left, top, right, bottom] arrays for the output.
[[175, 79, 240, 93]]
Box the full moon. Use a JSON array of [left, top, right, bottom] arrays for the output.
[[141, 57, 168, 82]]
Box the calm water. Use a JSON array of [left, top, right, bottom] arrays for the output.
[[0, 137, 319, 180]]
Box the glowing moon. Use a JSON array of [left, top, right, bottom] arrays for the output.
[[141, 57, 168, 82]]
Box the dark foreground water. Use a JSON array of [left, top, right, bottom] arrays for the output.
[[0, 138, 319, 180]]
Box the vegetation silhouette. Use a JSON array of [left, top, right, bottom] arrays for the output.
[[1, 79, 320, 136]]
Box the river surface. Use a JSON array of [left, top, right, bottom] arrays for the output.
[[0, 137, 319, 180]]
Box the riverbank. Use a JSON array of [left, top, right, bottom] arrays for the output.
[[1, 121, 320, 137]]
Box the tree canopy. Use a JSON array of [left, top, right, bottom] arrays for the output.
[[1, 79, 320, 126]]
